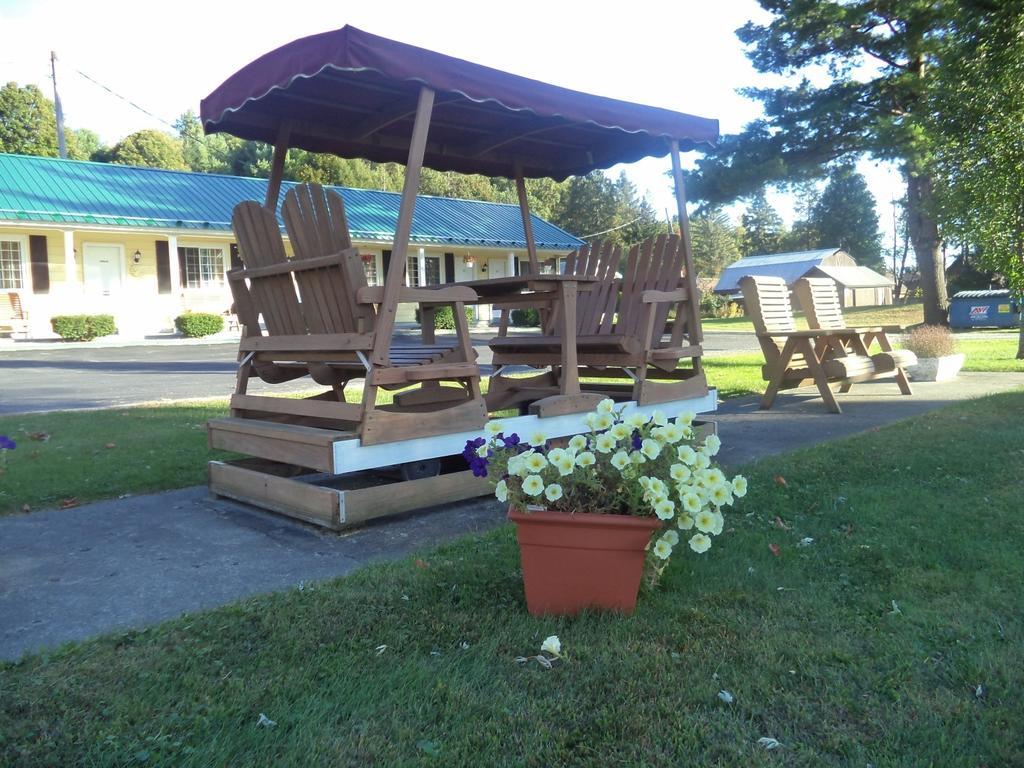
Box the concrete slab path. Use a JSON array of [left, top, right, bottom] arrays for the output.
[[1, 371, 1020, 661]]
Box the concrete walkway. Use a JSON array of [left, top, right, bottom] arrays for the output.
[[1, 371, 1021, 661]]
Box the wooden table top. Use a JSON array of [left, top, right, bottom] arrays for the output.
[[457, 274, 599, 297]]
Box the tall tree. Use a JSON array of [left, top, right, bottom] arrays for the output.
[[67, 128, 105, 162], [740, 190, 785, 255], [688, 0, 953, 324], [927, 0, 1024, 356], [111, 129, 188, 170], [810, 166, 883, 269], [689, 208, 743, 277], [551, 172, 622, 244], [0, 82, 59, 157]]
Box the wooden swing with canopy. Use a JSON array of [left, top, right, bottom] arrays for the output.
[[200, 25, 720, 528]]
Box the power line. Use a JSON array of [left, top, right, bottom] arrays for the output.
[[579, 215, 643, 240]]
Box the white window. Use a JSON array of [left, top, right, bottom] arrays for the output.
[[406, 255, 420, 287], [363, 256, 379, 286], [182, 246, 225, 289], [0, 239, 25, 290], [424, 256, 441, 286]]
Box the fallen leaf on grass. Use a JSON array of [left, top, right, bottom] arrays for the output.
[[773, 474, 788, 488], [718, 690, 734, 704], [888, 600, 901, 615], [375, 644, 388, 655], [758, 737, 781, 750], [798, 537, 814, 547], [59, 497, 79, 509], [25, 431, 50, 442], [975, 684, 986, 699], [414, 558, 430, 569], [774, 516, 791, 530], [769, 543, 781, 557], [104, 442, 116, 449], [256, 713, 276, 728], [21, 504, 31, 513]]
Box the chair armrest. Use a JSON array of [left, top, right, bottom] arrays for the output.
[[229, 248, 358, 281], [641, 287, 689, 304], [356, 286, 478, 304], [762, 329, 860, 339]]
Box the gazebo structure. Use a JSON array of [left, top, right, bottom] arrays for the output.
[[200, 26, 720, 527]]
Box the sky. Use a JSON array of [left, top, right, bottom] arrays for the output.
[[1, 0, 903, 235]]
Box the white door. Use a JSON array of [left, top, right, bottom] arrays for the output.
[[83, 245, 122, 296], [487, 258, 508, 323]]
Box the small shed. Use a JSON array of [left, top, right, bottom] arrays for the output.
[[714, 248, 893, 308]]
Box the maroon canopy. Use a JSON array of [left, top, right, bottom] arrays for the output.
[[200, 26, 718, 180]]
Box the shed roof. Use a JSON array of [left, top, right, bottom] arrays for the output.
[[0, 153, 583, 250], [200, 25, 718, 180], [714, 249, 846, 293], [810, 264, 893, 289]]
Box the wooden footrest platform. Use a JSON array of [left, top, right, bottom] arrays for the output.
[[209, 417, 355, 473]]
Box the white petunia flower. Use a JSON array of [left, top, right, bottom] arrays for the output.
[[704, 467, 727, 488], [594, 413, 614, 431], [583, 413, 598, 429], [610, 423, 631, 441], [650, 426, 667, 443], [681, 425, 694, 440], [652, 410, 669, 427], [695, 510, 716, 534], [544, 483, 563, 502], [670, 463, 691, 483], [654, 499, 676, 520], [568, 434, 588, 453], [653, 539, 673, 559], [677, 513, 695, 530], [709, 484, 733, 508], [710, 511, 725, 536], [610, 451, 630, 471], [547, 447, 567, 464], [677, 445, 697, 465], [575, 451, 596, 468], [689, 533, 712, 553], [641, 439, 661, 460], [524, 452, 548, 473], [678, 410, 696, 426], [625, 412, 649, 429], [594, 433, 617, 454], [495, 479, 508, 503], [475, 443, 489, 458], [703, 433, 722, 456], [485, 420, 504, 436], [528, 430, 547, 447], [662, 423, 684, 444], [631, 452, 646, 465], [522, 475, 545, 496], [597, 398, 615, 415], [693, 452, 711, 470], [679, 493, 704, 518], [663, 529, 680, 547], [541, 635, 561, 656], [554, 455, 575, 476], [732, 475, 748, 498]]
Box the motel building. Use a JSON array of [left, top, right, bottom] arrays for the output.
[[0, 153, 583, 339]]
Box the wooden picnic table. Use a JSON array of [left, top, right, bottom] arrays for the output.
[[448, 274, 601, 414]]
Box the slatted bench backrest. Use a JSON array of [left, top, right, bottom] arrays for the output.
[[794, 277, 845, 330]]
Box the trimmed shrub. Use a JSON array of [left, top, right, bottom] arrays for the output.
[[50, 314, 117, 341], [903, 324, 957, 358], [414, 305, 476, 330], [698, 293, 743, 319], [175, 312, 225, 338], [510, 307, 541, 327]]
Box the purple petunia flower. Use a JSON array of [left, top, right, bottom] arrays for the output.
[[0, 435, 15, 451], [631, 431, 643, 451], [503, 433, 521, 447]]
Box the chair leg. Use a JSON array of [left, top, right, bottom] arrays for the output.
[[800, 338, 842, 413], [761, 337, 798, 410], [876, 333, 914, 395]]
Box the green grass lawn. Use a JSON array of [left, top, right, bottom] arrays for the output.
[[702, 301, 926, 333], [2, 391, 1022, 766]]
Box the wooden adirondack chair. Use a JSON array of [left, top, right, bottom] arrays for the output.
[[487, 235, 706, 411], [794, 276, 915, 394], [226, 186, 487, 446], [740, 275, 880, 413]]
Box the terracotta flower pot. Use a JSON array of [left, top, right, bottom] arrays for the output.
[[508, 508, 662, 616]]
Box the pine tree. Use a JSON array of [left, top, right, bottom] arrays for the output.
[[811, 166, 883, 270], [740, 191, 785, 256]]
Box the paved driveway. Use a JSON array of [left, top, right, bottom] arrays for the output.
[[0, 331, 759, 415]]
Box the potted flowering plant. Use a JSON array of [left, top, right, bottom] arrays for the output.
[[463, 400, 745, 616]]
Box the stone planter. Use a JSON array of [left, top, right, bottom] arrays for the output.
[[907, 353, 965, 382], [508, 509, 662, 616]]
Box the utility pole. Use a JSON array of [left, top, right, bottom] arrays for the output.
[[50, 51, 67, 159]]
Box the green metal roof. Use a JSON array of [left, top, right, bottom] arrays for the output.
[[0, 153, 583, 251]]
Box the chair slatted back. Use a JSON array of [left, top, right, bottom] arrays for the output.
[[794, 277, 845, 330], [740, 275, 803, 373], [616, 234, 685, 340], [231, 201, 307, 336], [565, 240, 621, 336], [282, 184, 374, 335]]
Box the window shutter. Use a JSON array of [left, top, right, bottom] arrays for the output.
[[444, 252, 455, 283], [155, 241, 171, 294], [514, 257, 521, 277], [229, 243, 243, 270], [382, 249, 392, 276], [29, 235, 49, 294], [177, 247, 187, 288]]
